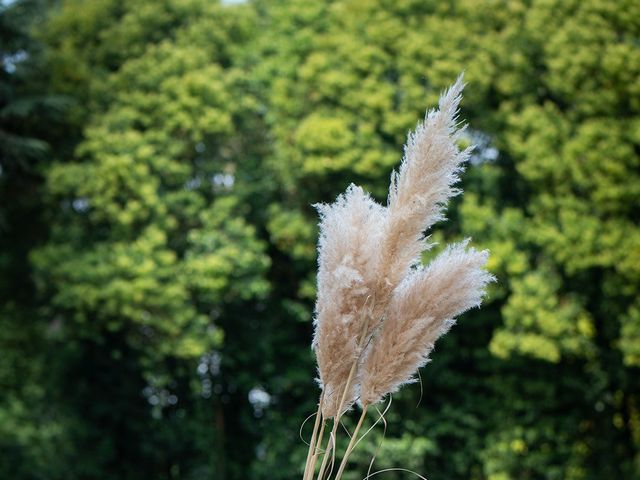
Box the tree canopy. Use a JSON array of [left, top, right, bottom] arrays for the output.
[[1, 0, 638, 479]]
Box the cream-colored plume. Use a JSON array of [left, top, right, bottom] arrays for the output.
[[312, 74, 493, 418], [374, 76, 471, 300], [359, 241, 494, 405], [313, 185, 385, 417]]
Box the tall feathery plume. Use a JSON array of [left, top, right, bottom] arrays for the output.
[[372, 76, 471, 310], [307, 186, 386, 480], [304, 75, 494, 480], [359, 241, 494, 406], [313, 185, 385, 418]]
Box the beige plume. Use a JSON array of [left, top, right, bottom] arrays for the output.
[[311, 74, 492, 420], [359, 241, 495, 406], [313, 185, 385, 417], [374, 75, 471, 304], [306, 76, 494, 480]]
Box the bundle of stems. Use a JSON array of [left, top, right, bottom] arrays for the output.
[[302, 76, 495, 480]]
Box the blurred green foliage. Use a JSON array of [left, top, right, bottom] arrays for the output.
[[1, 0, 639, 479]]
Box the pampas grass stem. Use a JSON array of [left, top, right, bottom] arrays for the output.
[[315, 428, 333, 480], [315, 358, 357, 480], [334, 404, 369, 480], [303, 395, 324, 480], [317, 303, 372, 480], [306, 418, 326, 480], [305, 76, 494, 479]]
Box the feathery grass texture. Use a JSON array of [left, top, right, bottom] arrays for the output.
[[305, 76, 494, 480], [313, 186, 384, 417], [359, 240, 492, 405], [313, 75, 493, 414]]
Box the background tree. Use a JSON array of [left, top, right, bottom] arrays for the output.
[[1, 0, 638, 479], [250, 1, 640, 478], [26, 1, 271, 478], [0, 0, 75, 477]]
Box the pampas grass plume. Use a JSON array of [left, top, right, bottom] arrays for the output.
[[359, 240, 494, 405], [304, 75, 495, 480]]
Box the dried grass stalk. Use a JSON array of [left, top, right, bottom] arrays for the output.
[[374, 76, 471, 299], [313, 185, 385, 418], [308, 78, 494, 480]]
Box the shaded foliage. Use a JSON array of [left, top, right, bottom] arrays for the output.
[[1, 0, 638, 479]]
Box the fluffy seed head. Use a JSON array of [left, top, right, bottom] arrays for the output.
[[313, 185, 385, 417], [311, 75, 494, 416], [359, 241, 495, 406]]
